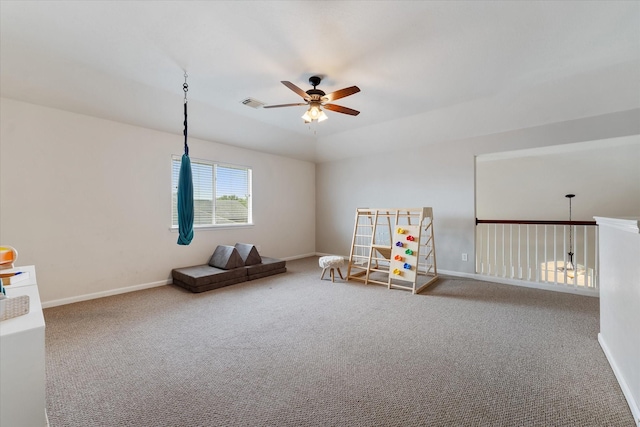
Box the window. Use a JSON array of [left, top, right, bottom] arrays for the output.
[[172, 156, 252, 227]]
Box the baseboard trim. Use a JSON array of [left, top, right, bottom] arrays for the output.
[[41, 279, 170, 308], [40, 255, 598, 308], [314, 252, 345, 258], [42, 255, 317, 308], [598, 334, 640, 427], [283, 252, 318, 261], [439, 269, 599, 297], [313, 256, 598, 297], [437, 269, 477, 279]]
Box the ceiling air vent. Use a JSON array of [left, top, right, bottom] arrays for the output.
[[241, 98, 265, 109]]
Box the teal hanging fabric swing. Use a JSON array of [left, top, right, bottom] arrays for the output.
[[177, 74, 194, 245]]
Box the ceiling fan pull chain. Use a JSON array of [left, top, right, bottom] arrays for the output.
[[183, 73, 189, 155]]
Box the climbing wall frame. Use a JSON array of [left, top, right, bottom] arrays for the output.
[[347, 209, 395, 287], [347, 208, 438, 294]]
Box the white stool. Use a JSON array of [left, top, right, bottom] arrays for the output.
[[319, 256, 345, 282]]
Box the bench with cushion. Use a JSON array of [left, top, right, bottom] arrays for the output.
[[171, 243, 286, 293]]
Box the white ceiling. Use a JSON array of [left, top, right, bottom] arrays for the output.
[[1, 1, 639, 162]]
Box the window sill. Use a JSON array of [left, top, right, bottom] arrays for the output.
[[170, 223, 254, 232]]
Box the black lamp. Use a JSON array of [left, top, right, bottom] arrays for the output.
[[565, 194, 575, 271]]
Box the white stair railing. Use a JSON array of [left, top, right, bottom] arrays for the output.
[[476, 220, 598, 292]]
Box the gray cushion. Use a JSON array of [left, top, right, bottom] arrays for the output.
[[173, 276, 247, 293], [247, 267, 287, 281], [244, 257, 286, 276], [208, 245, 245, 270], [234, 243, 262, 266], [171, 254, 285, 293], [172, 265, 247, 288]]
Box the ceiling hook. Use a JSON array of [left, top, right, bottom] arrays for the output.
[[183, 72, 188, 102]]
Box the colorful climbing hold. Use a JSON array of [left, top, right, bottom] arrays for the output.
[[406, 235, 415, 241], [393, 268, 402, 275], [405, 249, 413, 255], [397, 227, 405, 234], [394, 255, 403, 261], [395, 241, 404, 247], [403, 263, 411, 269]]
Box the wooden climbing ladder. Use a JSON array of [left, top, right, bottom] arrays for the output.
[[347, 207, 438, 294]]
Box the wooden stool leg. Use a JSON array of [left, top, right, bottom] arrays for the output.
[[330, 268, 335, 282], [337, 268, 344, 279], [321, 267, 328, 280]]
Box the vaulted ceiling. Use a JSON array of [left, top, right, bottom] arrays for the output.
[[1, 1, 638, 162]]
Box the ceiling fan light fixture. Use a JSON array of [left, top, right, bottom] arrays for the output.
[[309, 103, 321, 119], [301, 103, 328, 123], [267, 76, 358, 123]]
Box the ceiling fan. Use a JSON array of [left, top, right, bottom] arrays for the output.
[[264, 76, 360, 123]]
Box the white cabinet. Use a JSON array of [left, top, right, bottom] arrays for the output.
[[0, 265, 48, 427]]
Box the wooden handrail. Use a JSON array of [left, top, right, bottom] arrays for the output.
[[476, 219, 597, 226]]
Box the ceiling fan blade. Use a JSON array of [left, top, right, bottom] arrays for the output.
[[322, 86, 360, 102], [281, 81, 310, 100], [324, 103, 360, 116], [263, 103, 308, 109]]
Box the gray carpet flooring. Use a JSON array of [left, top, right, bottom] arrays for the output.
[[44, 257, 635, 426]]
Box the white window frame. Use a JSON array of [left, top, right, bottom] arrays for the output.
[[171, 155, 253, 229]]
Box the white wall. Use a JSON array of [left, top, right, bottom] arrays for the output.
[[315, 109, 640, 274], [596, 217, 640, 426], [477, 136, 640, 221], [0, 98, 316, 305], [2, 97, 637, 304]]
